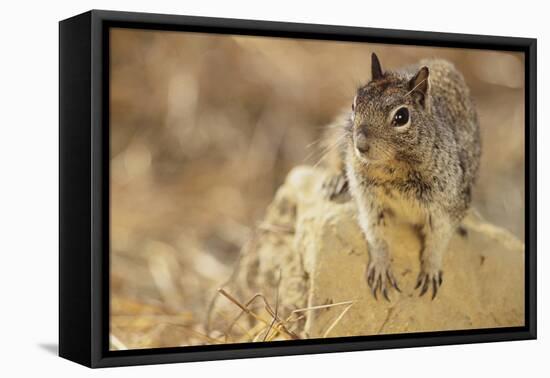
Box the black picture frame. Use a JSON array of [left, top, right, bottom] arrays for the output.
[[59, 9, 537, 368]]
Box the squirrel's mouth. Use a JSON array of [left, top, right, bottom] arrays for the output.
[[355, 146, 381, 163], [354, 140, 391, 164], [356, 142, 370, 155], [353, 130, 393, 163], [354, 130, 381, 162], [354, 131, 369, 153], [354, 135, 377, 162]]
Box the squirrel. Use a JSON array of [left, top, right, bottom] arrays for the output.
[[321, 53, 481, 300]]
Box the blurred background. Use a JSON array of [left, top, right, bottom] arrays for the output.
[[109, 27, 525, 350]]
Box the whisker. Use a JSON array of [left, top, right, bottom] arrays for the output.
[[305, 138, 323, 149], [303, 142, 326, 163], [404, 78, 427, 97], [313, 133, 347, 168], [303, 135, 333, 163]]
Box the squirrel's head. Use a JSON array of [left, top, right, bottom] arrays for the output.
[[348, 53, 433, 166]]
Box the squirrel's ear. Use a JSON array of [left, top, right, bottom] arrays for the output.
[[408, 66, 430, 107], [371, 53, 383, 81]]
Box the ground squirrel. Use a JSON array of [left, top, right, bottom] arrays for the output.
[[322, 53, 481, 300]]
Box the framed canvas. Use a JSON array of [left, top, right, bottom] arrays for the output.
[[59, 10, 537, 368]]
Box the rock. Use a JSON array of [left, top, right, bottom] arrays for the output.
[[232, 166, 525, 339]]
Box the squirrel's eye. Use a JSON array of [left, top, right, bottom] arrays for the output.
[[392, 107, 409, 127]]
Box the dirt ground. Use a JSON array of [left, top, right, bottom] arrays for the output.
[[108, 27, 525, 350]]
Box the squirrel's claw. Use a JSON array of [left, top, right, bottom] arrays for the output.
[[366, 261, 400, 302], [387, 270, 401, 292], [382, 288, 390, 302], [415, 270, 443, 299]]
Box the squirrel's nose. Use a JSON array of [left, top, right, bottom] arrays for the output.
[[355, 129, 370, 154]]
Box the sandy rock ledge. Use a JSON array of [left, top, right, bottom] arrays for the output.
[[230, 166, 525, 339]]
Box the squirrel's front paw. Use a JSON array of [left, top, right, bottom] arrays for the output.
[[321, 173, 349, 201], [415, 264, 443, 299], [366, 259, 401, 301]]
